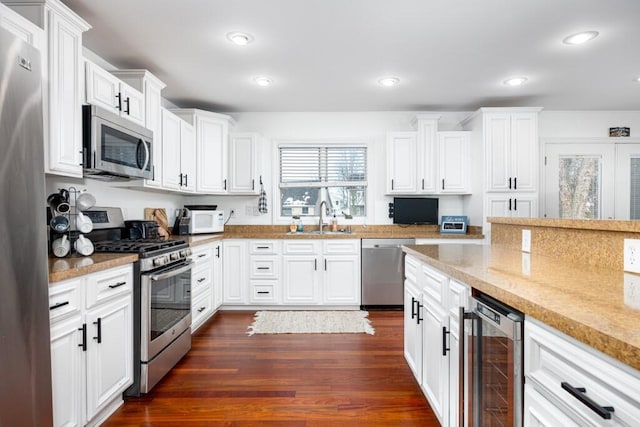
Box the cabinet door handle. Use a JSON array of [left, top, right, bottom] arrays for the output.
[[391, 179, 394, 190], [78, 323, 87, 351], [514, 177, 517, 190], [561, 382, 614, 419], [416, 302, 423, 324], [108, 281, 126, 289], [224, 179, 227, 190], [216, 246, 220, 258], [314, 259, 317, 271], [509, 177, 512, 189], [124, 97, 130, 114], [514, 198, 517, 211], [421, 179, 425, 190], [179, 173, 183, 186], [411, 297, 417, 319], [49, 301, 69, 311], [508, 198, 512, 211], [442, 326, 450, 356], [324, 259, 327, 271], [93, 318, 102, 344], [115, 93, 122, 111], [442, 179, 445, 190], [252, 179, 255, 190]]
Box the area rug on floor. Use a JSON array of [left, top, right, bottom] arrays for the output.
[[247, 310, 375, 336]]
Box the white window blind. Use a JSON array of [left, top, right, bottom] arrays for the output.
[[279, 146, 367, 187]]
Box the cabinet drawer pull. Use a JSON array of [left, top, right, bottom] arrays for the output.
[[256, 246, 270, 249], [49, 301, 69, 311], [198, 253, 207, 258], [198, 307, 206, 313], [108, 281, 127, 289], [93, 317, 102, 344], [257, 267, 270, 270], [257, 291, 270, 295], [198, 277, 206, 283], [509, 177, 512, 189], [514, 177, 517, 190], [561, 382, 614, 419]]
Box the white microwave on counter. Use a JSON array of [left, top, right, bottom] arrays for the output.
[[179, 206, 224, 234]]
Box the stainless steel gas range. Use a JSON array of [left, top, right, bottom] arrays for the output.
[[84, 207, 193, 396]]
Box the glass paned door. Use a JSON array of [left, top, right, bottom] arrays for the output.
[[544, 143, 614, 219], [614, 144, 640, 220]]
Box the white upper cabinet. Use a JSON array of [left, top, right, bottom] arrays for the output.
[[172, 109, 235, 194], [484, 111, 539, 192], [387, 132, 418, 194], [161, 108, 195, 192], [112, 70, 167, 188], [229, 132, 260, 194], [85, 60, 145, 127], [6, 0, 91, 178], [437, 131, 471, 194], [0, 2, 44, 49]]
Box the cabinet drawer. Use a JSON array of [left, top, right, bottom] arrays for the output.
[[49, 278, 83, 323], [323, 239, 359, 254], [405, 255, 419, 283], [250, 257, 280, 279], [191, 246, 213, 265], [421, 264, 447, 305], [85, 265, 133, 309], [191, 290, 213, 330], [249, 241, 281, 255], [283, 240, 318, 254], [250, 281, 279, 304], [525, 318, 640, 426], [191, 265, 212, 296]]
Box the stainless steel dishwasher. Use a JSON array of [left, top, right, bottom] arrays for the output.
[[361, 238, 415, 309]]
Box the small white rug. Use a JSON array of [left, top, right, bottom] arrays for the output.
[[247, 310, 375, 336]]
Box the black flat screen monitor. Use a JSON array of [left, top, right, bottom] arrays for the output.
[[393, 197, 438, 225]]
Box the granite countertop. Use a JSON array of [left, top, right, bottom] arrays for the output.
[[403, 244, 640, 371], [49, 253, 138, 284]]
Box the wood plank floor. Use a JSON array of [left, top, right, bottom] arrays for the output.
[[104, 310, 439, 426]]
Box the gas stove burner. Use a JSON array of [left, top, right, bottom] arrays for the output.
[[93, 239, 186, 254]]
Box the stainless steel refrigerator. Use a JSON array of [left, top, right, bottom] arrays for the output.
[[0, 26, 53, 426]]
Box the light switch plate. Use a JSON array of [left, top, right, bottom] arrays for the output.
[[522, 229, 531, 253], [624, 239, 640, 273]]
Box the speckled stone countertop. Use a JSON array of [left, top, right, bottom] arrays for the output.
[[403, 244, 640, 372], [49, 253, 138, 284], [488, 216, 640, 232]]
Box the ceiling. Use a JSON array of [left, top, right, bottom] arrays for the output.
[[61, 0, 640, 113]]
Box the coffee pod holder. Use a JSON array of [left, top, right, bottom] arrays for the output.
[[48, 186, 94, 257]]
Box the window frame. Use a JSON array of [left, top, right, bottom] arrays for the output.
[[274, 140, 371, 223]]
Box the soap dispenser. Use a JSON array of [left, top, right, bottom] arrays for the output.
[[331, 214, 338, 232]]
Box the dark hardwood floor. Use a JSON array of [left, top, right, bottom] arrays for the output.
[[104, 310, 438, 426]]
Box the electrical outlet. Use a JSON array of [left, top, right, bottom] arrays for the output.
[[521, 253, 531, 276], [521, 229, 531, 253], [245, 206, 253, 216], [624, 239, 640, 273]]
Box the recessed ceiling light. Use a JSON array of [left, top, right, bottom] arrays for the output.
[[378, 76, 400, 87], [226, 31, 253, 46], [562, 31, 599, 45], [253, 76, 272, 87], [636, 77, 640, 83], [503, 77, 528, 87]]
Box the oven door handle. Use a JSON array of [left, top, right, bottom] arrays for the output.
[[149, 261, 193, 281]]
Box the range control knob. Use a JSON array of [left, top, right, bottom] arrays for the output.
[[170, 252, 179, 261], [153, 257, 165, 267]]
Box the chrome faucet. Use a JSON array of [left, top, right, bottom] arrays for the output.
[[318, 200, 329, 234]]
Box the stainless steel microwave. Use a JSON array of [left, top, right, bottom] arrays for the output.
[[82, 104, 153, 180]]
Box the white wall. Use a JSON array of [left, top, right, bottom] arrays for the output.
[[540, 111, 640, 138], [184, 111, 471, 225]]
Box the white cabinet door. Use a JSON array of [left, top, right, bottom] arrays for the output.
[[322, 255, 360, 304], [47, 11, 88, 177], [404, 279, 423, 382], [282, 255, 320, 304], [229, 133, 259, 194], [421, 296, 449, 426], [486, 194, 538, 219], [485, 113, 512, 192], [416, 116, 439, 194], [180, 121, 196, 192], [222, 240, 248, 304], [118, 82, 145, 127], [84, 295, 133, 421], [85, 61, 119, 113], [161, 109, 182, 190], [196, 115, 229, 193], [438, 132, 471, 194], [387, 132, 418, 194], [50, 315, 84, 427]]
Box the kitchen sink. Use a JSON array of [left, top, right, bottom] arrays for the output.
[[286, 230, 354, 236]]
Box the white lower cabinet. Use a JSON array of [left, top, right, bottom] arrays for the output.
[[223, 239, 248, 305], [403, 255, 469, 427], [190, 243, 219, 332], [524, 318, 640, 427], [49, 264, 133, 427], [249, 240, 282, 304], [212, 241, 223, 309]]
